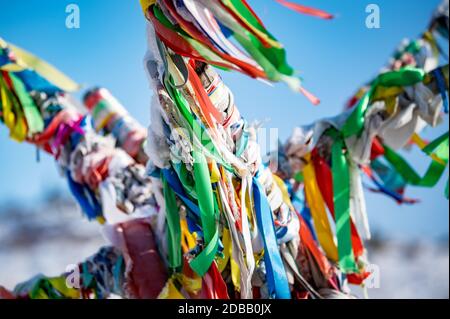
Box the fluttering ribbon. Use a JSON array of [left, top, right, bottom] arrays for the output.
[[363, 160, 419, 205], [7, 72, 44, 134], [142, 0, 322, 104], [324, 67, 434, 272], [342, 67, 427, 138], [275, 0, 334, 20], [383, 132, 449, 188], [0, 38, 79, 92]]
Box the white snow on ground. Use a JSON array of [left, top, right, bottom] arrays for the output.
[[0, 196, 448, 298], [354, 240, 449, 299], [0, 197, 106, 290]]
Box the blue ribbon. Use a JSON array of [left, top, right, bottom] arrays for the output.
[[368, 159, 416, 204], [0, 51, 10, 67], [365, 173, 414, 204], [289, 185, 318, 242], [66, 171, 102, 220], [253, 177, 291, 299], [162, 168, 201, 218], [433, 68, 448, 114], [162, 167, 224, 252], [16, 70, 61, 95]]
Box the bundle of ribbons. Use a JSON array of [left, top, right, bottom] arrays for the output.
[[139, 0, 361, 299], [0, 0, 448, 299], [8, 247, 126, 300], [141, 0, 449, 296], [140, 0, 327, 105], [340, 0, 450, 203], [0, 38, 169, 299], [83, 87, 149, 165], [283, 1, 449, 274]]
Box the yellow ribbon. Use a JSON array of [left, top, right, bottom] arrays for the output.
[[180, 274, 202, 295], [0, 75, 27, 141], [230, 258, 241, 292], [0, 76, 16, 133], [272, 174, 295, 212], [48, 277, 80, 299], [373, 85, 404, 102], [158, 278, 185, 299], [140, 0, 156, 15], [217, 228, 231, 272], [1, 38, 79, 92], [96, 216, 106, 225], [244, 184, 256, 230], [411, 133, 447, 165], [181, 218, 196, 253], [303, 153, 339, 262], [423, 31, 439, 58], [210, 161, 221, 183]]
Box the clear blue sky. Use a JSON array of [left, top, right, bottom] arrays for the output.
[[0, 0, 448, 239]]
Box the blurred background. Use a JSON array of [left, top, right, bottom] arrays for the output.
[[0, 0, 448, 298]]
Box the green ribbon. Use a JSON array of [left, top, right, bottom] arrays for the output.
[[155, 2, 293, 81], [341, 87, 374, 138], [9, 73, 44, 135], [341, 67, 426, 138], [164, 75, 234, 172], [329, 66, 439, 273], [394, 40, 422, 59], [153, 5, 232, 71], [157, 45, 227, 275], [0, 74, 26, 138], [330, 132, 357, 273], [222, 0, 278, 43], [383, 132, 449, 188], [221, 0, 294, 76], [377, 66, 425, 87], [162, 174, 182, 271], [233, 31, 284, 82], [15, 276, 71, 299], [189, 151, 220, 276], [174, 162, 197, 199]]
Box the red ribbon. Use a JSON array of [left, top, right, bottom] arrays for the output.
[[370, 137, 385, 160], [311, 150, 365, 259], [298, 213, 333, 277], [218, 0, 273, 48], [275, 0, 334, 20], [241, 0, 267, 27], [159, 0, 266, 79], [202, 263, 230, 299], [116, 219, 168, 299], [187, 61, 224, 126]]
